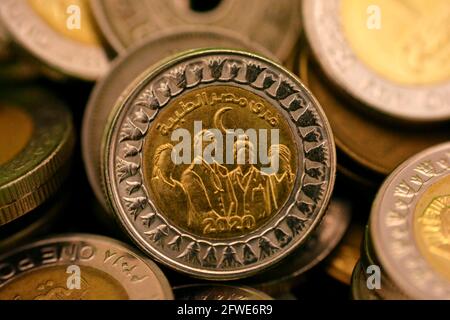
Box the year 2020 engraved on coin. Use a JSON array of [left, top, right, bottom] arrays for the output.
[[105, 49, 335, 279]]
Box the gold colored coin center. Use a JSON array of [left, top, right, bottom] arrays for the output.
[[28, 0, 100, 46], [0, 265, 129, 300], [414, 174, 450, 282], [143, 85, 298, 239], [0, 105, 33, 166], [341, 0, 450, 85]]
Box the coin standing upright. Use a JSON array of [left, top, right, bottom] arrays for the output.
[[101, 49, 336, 279]]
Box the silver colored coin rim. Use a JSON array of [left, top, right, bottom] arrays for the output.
[[370, 142, 450, 299], [302, 0, 450, 122], [82, 26, 277, 210], [103, 49, 336, 280], [90, 0, 301, 62], [0, 233, 174, 300], [0, 0, 108, 80], [246, 197, 351, 287]]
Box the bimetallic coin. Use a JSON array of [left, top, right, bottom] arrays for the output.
[[371, 142, 450, 299], [82, 27, 276, 210], [0, 234, 174, 300], [299, 44, 450, 176], [303, 0, 450, 122], [244, 197, 351, 295], [174, 284, 272, 300], [90, 0, 301, 62], [0, 0, 108, 80], [103, 49, 336, 279], [0, 87, 74, 226]]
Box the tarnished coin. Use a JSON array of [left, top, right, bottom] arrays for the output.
[[0, 0, 108, 80], [0, 87, 74, 226], [244, 197, 351, 295], [299, 44, 450, 176], [82, 27, 276, 209], [174, 284, 272, 300], [303, 0, 450, 122], [90, 0, 301, 61], [0, 234, 174, 300], [371, 142, 450, 299], [102, 49, 335, 279]]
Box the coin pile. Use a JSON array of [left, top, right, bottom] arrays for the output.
[[0, 0, 448, 301]]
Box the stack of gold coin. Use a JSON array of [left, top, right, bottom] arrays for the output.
[[352, 143, 450, 299], [0, 234, 174, 300], [0, 87, 74, 229], [302, 0, 450, 189]]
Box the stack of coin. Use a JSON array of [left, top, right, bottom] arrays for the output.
[[0, 87, 74, 230], [302, 0, 450, 189], [353, 143, 450, 299]]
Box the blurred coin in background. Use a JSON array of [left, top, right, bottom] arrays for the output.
[[0, 234, 174, 300], [303, 0, 450, 122], [82, 27, 276, 210], [371, 142, 450, 299], [90, 0, 301, 62], [102, 49, 335, 279], [0, 87, 74, 226], [299, 45, 450, 177], [0, 0, 108, 80], [174, 284, 272, 300]]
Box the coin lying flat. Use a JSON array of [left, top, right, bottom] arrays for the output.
[[174, 284, 272, 300], [0, 87, 74, 226], [299, 45, 450, 176], [0, 0, 108, 80], [0, 234, 174, 300], [371, 142, 450, 299], [102, 49, 336, 279], [82, 27, 276, 210], [244, 197, 351, 295], [90, 0, 301, 61], [303, 0, 450, 122]]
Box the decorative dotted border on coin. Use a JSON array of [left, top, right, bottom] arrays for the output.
[[111, 52, 334, 273]]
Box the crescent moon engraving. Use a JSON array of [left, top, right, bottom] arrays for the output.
[[213, 107, 233, 134]]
